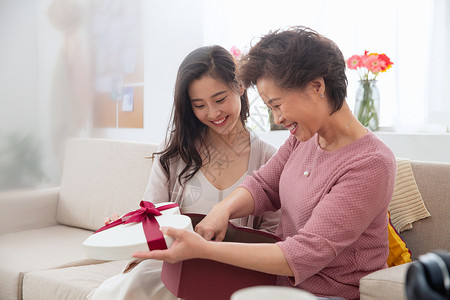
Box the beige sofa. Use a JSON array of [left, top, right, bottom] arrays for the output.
[[360, 160, 450, 299], [0, 138, 449, 300], [0, 138, 158, 300]]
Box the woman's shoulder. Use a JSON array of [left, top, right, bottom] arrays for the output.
[[334, 131, 393, 157], [248, 130, 277, 154], [360, 131, 396, 161], [343, 132, 396, 174]]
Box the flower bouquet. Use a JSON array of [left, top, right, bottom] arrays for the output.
[[347, 51, 393, 130], [230, 45, 242, 59]]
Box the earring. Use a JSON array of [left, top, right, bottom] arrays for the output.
[[320, 93, 325, 98]]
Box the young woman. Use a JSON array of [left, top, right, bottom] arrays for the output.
[[134, 27, 397, 300], [89, 45, 279, 300]]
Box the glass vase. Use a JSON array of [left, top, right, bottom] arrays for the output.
[[354, 80, 380, 131]]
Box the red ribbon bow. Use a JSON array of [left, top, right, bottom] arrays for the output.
[[95, 201, 179, 251]]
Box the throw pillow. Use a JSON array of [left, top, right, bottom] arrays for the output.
[[389, 158, 430, 232], [387, 212, 412, 267]]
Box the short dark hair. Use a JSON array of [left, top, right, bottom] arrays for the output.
[[238, 26, 347, 114], [158, 45, 249, 184]]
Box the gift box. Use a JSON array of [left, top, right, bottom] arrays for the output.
[[82, 201, 193, 260], [161, 214, 281, 300]]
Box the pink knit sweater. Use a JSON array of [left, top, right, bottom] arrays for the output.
[[240, 132, 396, 300]]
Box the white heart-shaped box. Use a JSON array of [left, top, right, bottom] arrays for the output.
[[82, 202, 193, 260]]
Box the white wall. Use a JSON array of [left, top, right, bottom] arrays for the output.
[[35, 0, 66, 184], [0, 0, 47, 188], [0, 0, 38, 135], [375, 132, 450, 163]]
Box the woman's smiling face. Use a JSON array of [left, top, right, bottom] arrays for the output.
[[257, 77, 325, 142], [188, 75, 243, 136]]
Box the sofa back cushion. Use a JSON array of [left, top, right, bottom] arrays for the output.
[[56, 138, 158, 231], [401, 161, 450, 258]]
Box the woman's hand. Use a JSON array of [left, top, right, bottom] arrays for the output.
[[194, 203, 230, 241], [134, 226, 294, 277], [103, 213, 120, 225], [132, 227, 208, 263], [195, 187, 256, 241]]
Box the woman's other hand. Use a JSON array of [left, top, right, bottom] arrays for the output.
[[194, 203, 230, 241], [103, 213, 120, 225], [132, 227, 207, 263], [195, 187, 256, 241]]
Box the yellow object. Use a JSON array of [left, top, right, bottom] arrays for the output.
[[387, 212, 412, 267]]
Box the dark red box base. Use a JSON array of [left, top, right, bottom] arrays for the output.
[[161, 214, 281, 300]]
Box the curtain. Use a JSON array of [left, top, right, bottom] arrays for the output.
[[427, 0, 450, 130]]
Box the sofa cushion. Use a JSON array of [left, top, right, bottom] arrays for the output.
[[0, 187, 60, 235], [0, 225, 97, 300], [360, 262, 410, 300], [401, 161, 450, 258], [57, 138, 158, 231], [22, 260, 128, 300]]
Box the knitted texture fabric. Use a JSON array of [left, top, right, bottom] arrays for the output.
[[388, 158, 430, 232], [240, 132, 396, 300]]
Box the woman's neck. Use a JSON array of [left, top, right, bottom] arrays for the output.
[[317, 102, 367, 151], [201, 123, 251, 190], [206, 123, 249, 150]]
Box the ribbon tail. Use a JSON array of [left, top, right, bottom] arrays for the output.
[[142, 217, 167, 250]]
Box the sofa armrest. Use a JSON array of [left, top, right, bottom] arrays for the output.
[[360, 263, 411, 300], [0, 187, 60, 235]]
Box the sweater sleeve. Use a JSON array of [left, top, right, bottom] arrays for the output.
[[255, 140, 281, 233], [277, 153, 396, 285], [240, 135, 297, 215], [262, 141, 278, 164], [142, 141, 170, 204]]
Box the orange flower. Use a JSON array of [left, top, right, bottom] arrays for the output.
[[378, 53, 394, 72]]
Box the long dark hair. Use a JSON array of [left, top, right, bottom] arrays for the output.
[[156, 45, 249, 185]]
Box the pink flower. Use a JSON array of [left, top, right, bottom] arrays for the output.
[[347, 55, 362, 70], [230, 46, 242, 58], [362, 54, 384, 73], [347, 51, 393, 80]]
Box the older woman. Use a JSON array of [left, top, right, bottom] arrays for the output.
[[134, 26, 396, 300]]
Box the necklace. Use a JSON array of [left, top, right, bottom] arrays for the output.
[[217, 139, 242, 165], [204, 128, 249, 172], [303, 147, 323, 178], [344, 117, 352, 131]]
